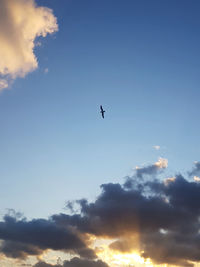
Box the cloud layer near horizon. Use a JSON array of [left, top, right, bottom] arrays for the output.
[[1, 160, 200, 267], [0, 0, 58, 90], [33, 257, 109, 267]]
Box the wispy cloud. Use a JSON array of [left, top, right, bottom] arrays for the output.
[[0, 79, 8, 91], [134, 157, 168, 179], [188, 161, 200, 177], [0, 0, 58, 90], [153, 145, 160, 150], [44, 68, 49, 74]]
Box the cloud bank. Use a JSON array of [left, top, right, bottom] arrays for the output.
[[0, 214, 96, 260], [0, 0, 58, 90], [1, 160, 200, 266], [33, 258, 109, 267]]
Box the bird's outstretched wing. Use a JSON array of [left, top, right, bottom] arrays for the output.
[[100, 105, 105, 118]]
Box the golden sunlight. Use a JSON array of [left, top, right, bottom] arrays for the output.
[[93, 238, 154, 267], [111, 252, 153, 266]]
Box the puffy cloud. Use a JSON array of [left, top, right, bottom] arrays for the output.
[[133, 158, 168, 179], [154, 158, 168, 168], [53, 172, 200, 266], [124, 158, 168, 188], [74, 175, 200, 266], [0, 0, 58, 90], [1, 240, 42, 259], [0, 215, 96, 260], [2, 160, 200, 266]]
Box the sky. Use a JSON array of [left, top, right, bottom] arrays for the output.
[[0, 0, 200, 266]]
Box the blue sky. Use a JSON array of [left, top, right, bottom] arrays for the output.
[[0, 0, 200, 220], [1, 1, 200, 266]]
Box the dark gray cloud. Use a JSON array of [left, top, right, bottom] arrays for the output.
[[33, 257, 109, 267], [1, 240, 42, 259], [53, 175, 200, 266], [0, 215, 95, 260], [33, 262, 61, 267], [1, 161, 200, 266]]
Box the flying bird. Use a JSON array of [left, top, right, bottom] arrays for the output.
[[100, 105, 105, 119]]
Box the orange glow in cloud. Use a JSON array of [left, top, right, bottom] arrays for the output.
[[86, 235, 153, 267], [95, 241, 153, 267]]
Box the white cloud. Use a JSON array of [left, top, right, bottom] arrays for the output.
[[0, 0, 58, 90], [194, 176, 200, 182], [154, 157, 168, 169], [153, 145, 160, 150]]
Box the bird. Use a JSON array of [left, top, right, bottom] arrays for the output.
[[100, 105, 105, 118]]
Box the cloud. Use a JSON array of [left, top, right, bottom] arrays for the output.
[[34, 258, 109, 267], [0, 0, 58, 90], [188, 161, 200, 177], [193, 176, 200, 182], [1, 240, 43, 259], [53, 171, 200, 266], [2, 160, 200, 266], [124, 158, 168, 188], [0, 79, 9, 91], [44, 68, 49, 74], [0, 215, 96, 260], [72, 175, 200, 266], [33, 262, 61, 267], [153, 145, 160, 150], [134, 158, 168, 179]]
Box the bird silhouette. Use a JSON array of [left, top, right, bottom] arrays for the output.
[[100, 105, 105, 118]]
